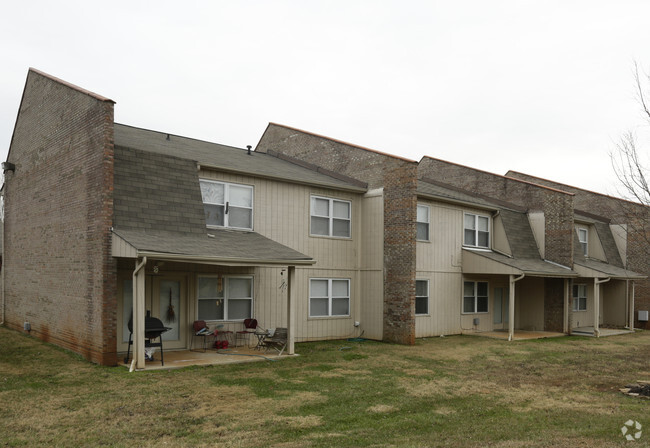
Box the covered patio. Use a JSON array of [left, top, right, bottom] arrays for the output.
[[570, 258, 645, 337], [112, 227, 315, 371], [462, 248, 579, 340]]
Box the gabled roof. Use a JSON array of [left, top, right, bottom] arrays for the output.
[[114, 124, 366, 193], [112, 228, 314, 266]]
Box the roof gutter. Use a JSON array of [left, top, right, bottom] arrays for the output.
[[136, 251, 316, 266]]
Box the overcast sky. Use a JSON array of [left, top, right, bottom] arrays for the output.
[[2, 1, 650, 196]]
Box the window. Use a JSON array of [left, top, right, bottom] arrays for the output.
[[464, 213, 490, 248], [416, 205, 430, 241], [198, 276, 253, 321], [577, 227, 588, 257], [572, 284, 587, 311], [463, 281, 488, 313], [416, 280, 429, 315], [200, 180, 253, 230], [309, 278, 350, 317], [310, 196, 351, 238]]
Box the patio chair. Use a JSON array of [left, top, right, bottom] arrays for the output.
[[263, 327, 288, 356], [235, 318, 258, 347], [190, 320, 213, 352]]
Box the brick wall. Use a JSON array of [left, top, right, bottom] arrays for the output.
[[3, 69, 117, 364], [507, 171, 650, 329], [256, 124, 417, 344], [543, 278, 564, 332]]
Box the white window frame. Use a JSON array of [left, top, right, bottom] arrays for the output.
[[577, 227, 588, 257], [463, 213, 490, 249], [463, 281, 489, 314], [310, 196, 352, 238], [200, 179, 254, 230], [572, 284, 587, 312], [415, 279, 429, 315], [416, 204, 430, 241], [197, 275, 254, 321], [309, 278, 351, 317]]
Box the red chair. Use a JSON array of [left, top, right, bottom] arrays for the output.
[[235, 319, 258, 347]]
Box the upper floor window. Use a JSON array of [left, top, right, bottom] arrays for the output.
[[416, 205, 430, 241], [577, 227, 588, 256], [310, 196, 351, 238], [416, 280, 429, 315], [464, 213, 490, 248], [572, 284, 587, 311], [200, 180, 253, 230]]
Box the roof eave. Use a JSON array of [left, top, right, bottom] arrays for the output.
[[133, 250, 316, 267], [198, 163, 367, 193]]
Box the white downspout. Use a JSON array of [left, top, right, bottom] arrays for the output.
[[508, 273, 525, 341], [131, 256, 147, 371], [593, 277, 610, 338]]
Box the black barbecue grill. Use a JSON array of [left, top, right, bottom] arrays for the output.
[[124, 316, 172, 366]]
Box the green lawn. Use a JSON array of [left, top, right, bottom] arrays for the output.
[[1, 327, 649, 447]]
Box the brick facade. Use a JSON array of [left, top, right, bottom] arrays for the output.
[[543, 278, 565, 332], [256, 123, 418, 344], [507, 171, 650, 329], [3, 70, 117, 365]]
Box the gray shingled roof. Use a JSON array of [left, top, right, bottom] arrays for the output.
[[113, 143, 313, 264], [499, 209, 542, 259], [114, 146, 207, 234], [113, 228, 314, 265], [464, 249, 578, 277], [574, 258, 645, 279], [417, 179, 499, 210], [114, 124, 366, 193]]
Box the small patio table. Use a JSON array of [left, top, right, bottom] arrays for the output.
[[253, 329, 269, 350]]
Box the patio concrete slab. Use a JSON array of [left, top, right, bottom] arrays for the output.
[[571, 327, 634, 337], [466, 330, 565, 340], [121, 346, 290, 371]]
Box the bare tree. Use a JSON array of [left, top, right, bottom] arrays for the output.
[[611, 62, 650, 253]]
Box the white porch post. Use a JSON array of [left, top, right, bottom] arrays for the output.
[[593, 278, 600, 337], [563, 278, 569, 334], [629, 280, 635, 330], [287, 266, 296, 355], [133, 257, 147, 369], [508, 275, 515, 341]]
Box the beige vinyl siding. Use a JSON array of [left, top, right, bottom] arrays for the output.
[[575, 223, 606, 261], [416, 201, 465, 336], [359, 191, 384, 340], [415, 273, 461, 337], [197, 170, 362, 342], [610, 224, 627, 264], [492, 213, 511, 256], [528, 212, 545, 258], [514, 277, 545, 331], [200, 170, 359, 270], [602, 280, 627, 327]]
